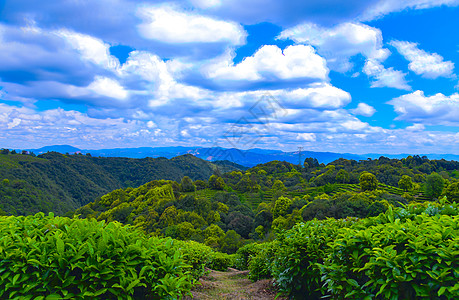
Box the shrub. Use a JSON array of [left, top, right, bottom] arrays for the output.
[[174, 240, 214, 279], [247, 241, 278, 281], [0, 213, 194, 299], [234, 243, 261, 270], [272, 218, 356, 298], [320, 207, 459, 299], [255, 200, 459, 299], [208, 252, 235, 271]]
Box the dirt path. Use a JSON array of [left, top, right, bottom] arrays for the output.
[[185, 268, 286, 300]]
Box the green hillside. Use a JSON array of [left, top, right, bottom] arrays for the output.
[[73, 155, 459, 256], [0, 151, 243, 216]]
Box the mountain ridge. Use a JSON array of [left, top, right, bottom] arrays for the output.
[[24, 145, 459, 166]]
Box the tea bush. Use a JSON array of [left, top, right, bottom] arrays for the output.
[[174, 240, 235, 274], [174, 240, 214, 278], [320, 202, 459, 299], [272, 218, 357, 298], [234, 243, 262, 271], [247, 241, 278, 281], [248, 200, 459, 299], [208, 252, 235, 271], [0, 213, 194, 299]]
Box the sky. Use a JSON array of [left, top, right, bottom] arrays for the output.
[[0, 0, 458, 154]]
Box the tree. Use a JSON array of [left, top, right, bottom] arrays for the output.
[[227, 211, 253, 239], [359, 172, 378, 191], [220, 230, 242, 254], [176, 222, 196, 240], [272, 179, 286, 191], [194, 180, 207, 190], [336, 169, 349, 184], [272, 196, 292, 219], [442, 182, 459, 201], [304, 157, 319, 169], [209, 175, 225, 190], [180, 176, 195, 192], [424, 172, 445, 199], [398, 175, 413, 192]]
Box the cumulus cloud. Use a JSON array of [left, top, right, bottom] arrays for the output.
[[277, 84, 351, 109], [351, 103, 376, 117], [88, 77, 129, 100], [137, 5, 246, 45], [279, 21, 412, 91], [204, 45, 328, 82], [388, 90, 459, 126], [279, 22, 389, 72], [363, 59, 410, 90], [56, 30, 120, 71], [390, 40, 455, 79]]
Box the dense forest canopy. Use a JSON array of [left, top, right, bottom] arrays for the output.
[[0, 150, 243, 215], [70, 153, 458, 254]]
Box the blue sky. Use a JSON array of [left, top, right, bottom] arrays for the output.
[[0, 0, 458, 154]]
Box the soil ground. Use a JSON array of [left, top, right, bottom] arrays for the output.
[[184, 268, 287, 300]]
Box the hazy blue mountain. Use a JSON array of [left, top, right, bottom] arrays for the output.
[[25, 145, 458, 167]]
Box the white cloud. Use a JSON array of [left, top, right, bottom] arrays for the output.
[[361, 0, 459, 21], [363, 59, 410, 90], [137, 5, 246, 45], [278, 21, 413, 90], [279, 84, 351, 109], [388, 90, 459, 125], [147, 121, 157, 128], [390, 40, 454, 79], [341, 119, 369, 131], [205, 45, 328, 81], [279, 22, 389, 72], [56, 30, 120, 71], [406, 123, 425, 131], [88, 77, 129, 100], [0, 103, 154, 149], [351, 103, 376, 117], [296, 133, 316, 141]]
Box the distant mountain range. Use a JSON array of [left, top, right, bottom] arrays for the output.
[[24, 145, 459, 167]]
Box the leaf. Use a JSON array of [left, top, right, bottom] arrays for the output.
[[12, 274, 20, 286], [56, 238, 64, 255]]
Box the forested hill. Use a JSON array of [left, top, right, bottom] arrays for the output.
[[0, 151, 244, 216]]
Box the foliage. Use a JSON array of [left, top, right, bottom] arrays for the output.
[[0, 213, 194, 299], [272, 196, 292, 219], [174, 240, 214, 279], [180, 176, 195, 192], [207, 252, 235, 271], [247, 200, 459, 299], [271, 218, 355, 298], [359, 172, 378, 191], [398, 174, 413, 191], [443, 181, 459, 201], [0, 152, 242, 216], [425, 172, 445, 199], [320, 203, 459, 299], [209, 175, 225, 190], [174, 240, 234, 274]]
